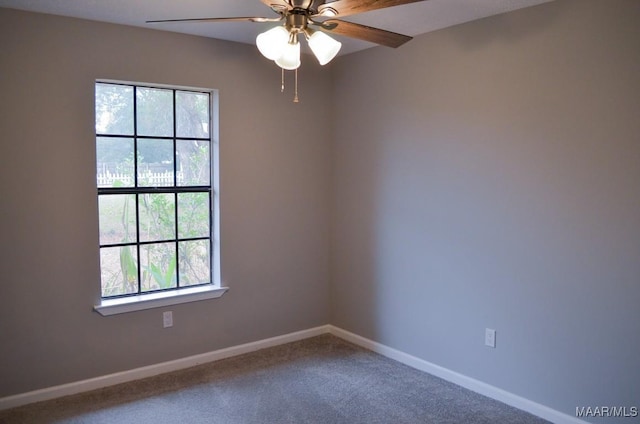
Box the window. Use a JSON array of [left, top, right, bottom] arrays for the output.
[[94, 81, 223, 314]]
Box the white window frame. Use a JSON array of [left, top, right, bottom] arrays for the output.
[[93, 80, 226, 316]]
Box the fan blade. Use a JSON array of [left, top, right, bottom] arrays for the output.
[[147, 16, 282, 24], [321, 0, 427, 18], [320, 19, 412, 48]]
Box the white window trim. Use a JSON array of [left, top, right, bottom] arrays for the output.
[[94, 80, 223, 315], [94, 285, 228, 316]]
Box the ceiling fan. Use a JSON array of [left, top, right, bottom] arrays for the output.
[[148, 0, 427, 101]]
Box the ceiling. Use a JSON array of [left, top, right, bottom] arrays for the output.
[[0, 0, 553, 55]]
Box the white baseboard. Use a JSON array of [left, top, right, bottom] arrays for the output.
[[0, 325, 330, 411], [327, 325, 586, 424], [0, 323, 586, 424]]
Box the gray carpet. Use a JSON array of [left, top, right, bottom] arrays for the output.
[[0, 335, 549, 423]]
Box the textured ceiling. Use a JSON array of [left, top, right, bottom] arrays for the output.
[[0, 0, 553, 55]]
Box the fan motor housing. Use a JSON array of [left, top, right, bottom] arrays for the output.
[[286, 10, 308, 33]]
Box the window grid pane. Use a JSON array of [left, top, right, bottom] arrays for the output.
[[96, 82, 213, 299]]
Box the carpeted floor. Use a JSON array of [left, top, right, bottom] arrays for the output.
[[0, 335, 550, 423]]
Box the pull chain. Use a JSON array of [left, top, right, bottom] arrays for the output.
[[279, 68, 300, 103], [281, 68, 285, 93], [293, 68, 299, 103]]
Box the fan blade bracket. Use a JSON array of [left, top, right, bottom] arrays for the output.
[[311, 19, 337, 30], [313, 5, 339, 18]]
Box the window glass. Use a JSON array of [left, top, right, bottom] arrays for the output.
[[136, 87, 173, 137], [96, 82, 214, 298]]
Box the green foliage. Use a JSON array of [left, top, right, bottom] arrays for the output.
[[179, 192, 209, 238], [148, 255, 177, 289], [119, 245, 138, 292]]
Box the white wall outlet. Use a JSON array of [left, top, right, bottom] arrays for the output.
[[163, 311, 173, 328], [485, 328, 496, 348]]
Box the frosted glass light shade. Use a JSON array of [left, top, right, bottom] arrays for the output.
[[256, 26, 289, 60], [275, 41, 301, 70], [308, 31, 342, 65]]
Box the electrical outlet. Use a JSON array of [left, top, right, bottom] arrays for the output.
[[163, 311, 173, 328], [485, 328, 496, 348]]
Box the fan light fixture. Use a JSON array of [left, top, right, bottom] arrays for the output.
[[307, 30, 342, 65], [275, 36, 301, 70], [255, 19, 341, 102], [256, 25, 341, 69], [256, 26, 289, 60], [147, 0, 422, 102]]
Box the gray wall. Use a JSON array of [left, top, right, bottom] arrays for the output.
[[0, 9, 331, 397], [1, 1, 639, 421], [331, 0, 639, 421]]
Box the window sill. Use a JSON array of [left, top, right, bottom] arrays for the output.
[[94, 285, 228, 316]]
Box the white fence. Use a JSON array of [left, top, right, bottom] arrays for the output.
[[97, 170, 184, 187]]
